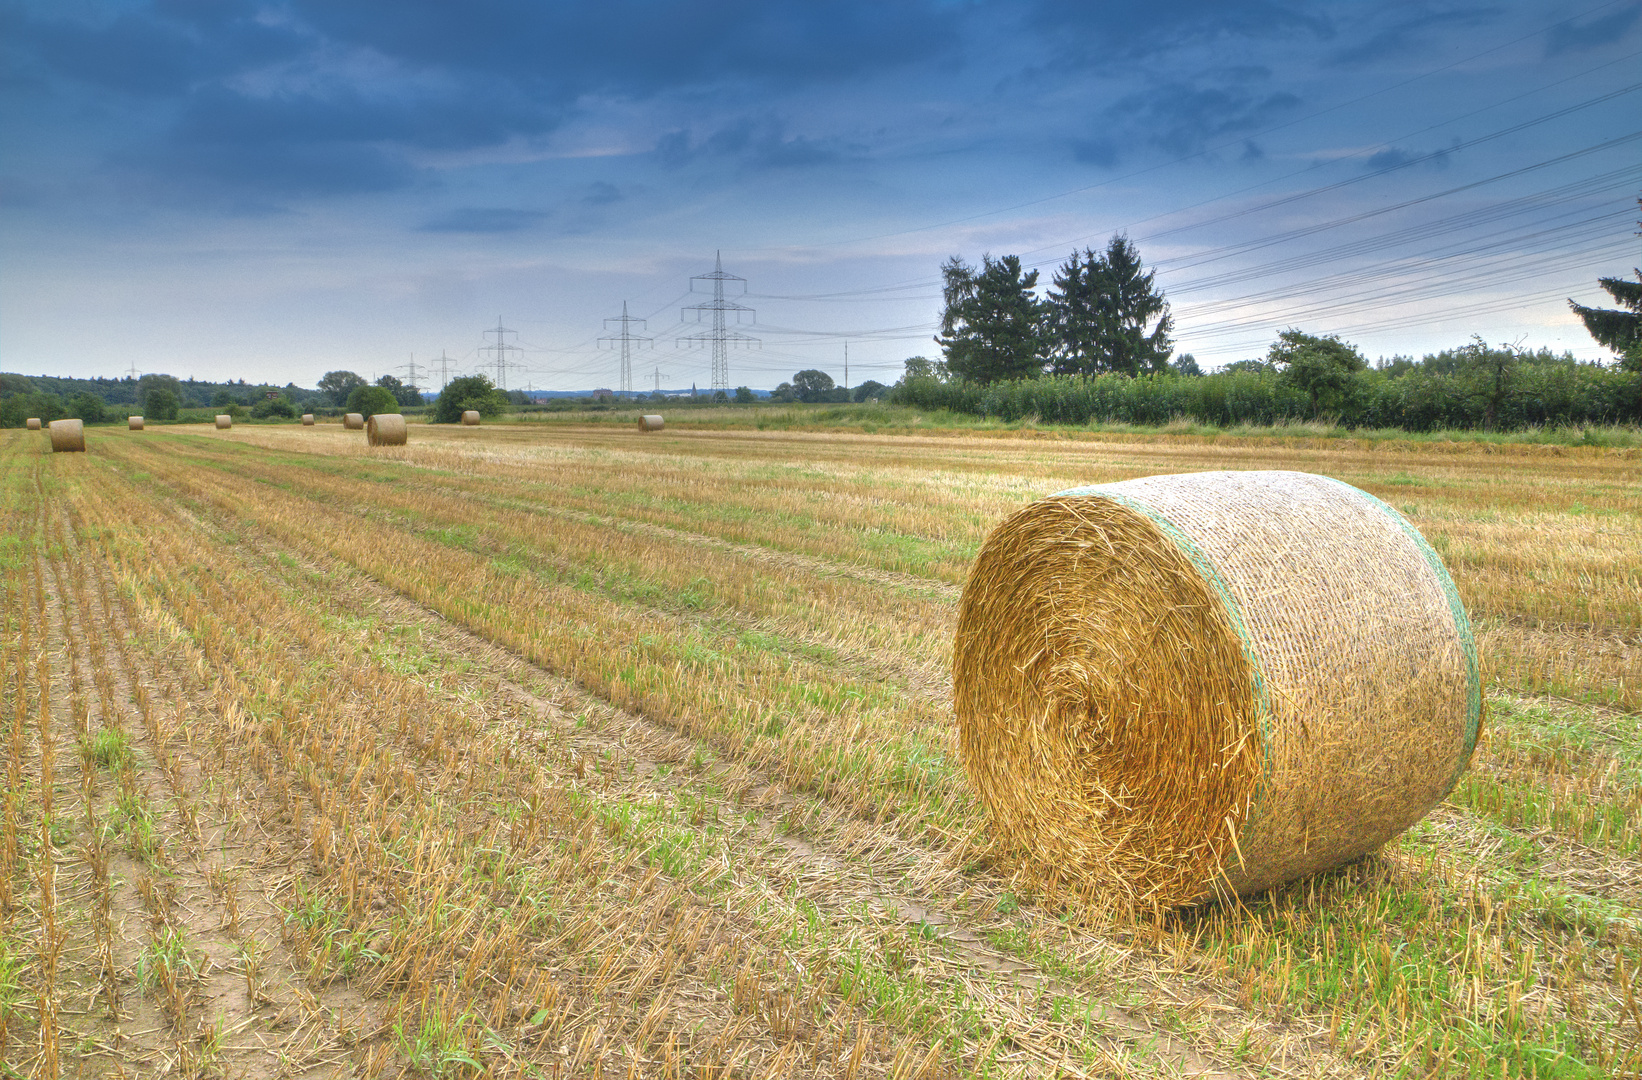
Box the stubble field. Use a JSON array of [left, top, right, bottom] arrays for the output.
[[1, 418, 1638, 1079]]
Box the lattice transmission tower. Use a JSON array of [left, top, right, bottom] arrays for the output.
[[431, 351, 457, 396], [680, 252, 758, 392], [397, 354, 426, 396], [480, 317, 526, 390], [599, 301, 652, 395]]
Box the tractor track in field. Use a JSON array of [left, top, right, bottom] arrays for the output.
[[172, 492, 1361, 1080], [40, 493, 380, 1079], [25, 492, 374, 1070]]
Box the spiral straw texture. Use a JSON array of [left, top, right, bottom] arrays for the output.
[[344, 413, 365, 430], [954, 470, 1481, 907], [638, 414, 665, 432], [366, 413, 408, 446], [461, 410, 481, 426]]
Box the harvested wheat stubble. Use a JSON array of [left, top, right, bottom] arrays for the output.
[[461, 409, 481, 426], [214, 414, 232, 429], [301, 413, 315, 425], [343, 412, 365, 430], [128, 415, 144, 430], [366, 412, 408, 446], [48, 417, 85, 452], [955, 469, 1482, 908], [26, 417, 42, 430], [639, 414, 665, 432]]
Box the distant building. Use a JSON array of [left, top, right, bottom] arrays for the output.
[[592, 388, 613, 401]]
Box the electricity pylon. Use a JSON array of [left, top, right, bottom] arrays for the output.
[[599, 301, 652, 395], [680, 251, 758, 393], [480, 317, 526, 390]]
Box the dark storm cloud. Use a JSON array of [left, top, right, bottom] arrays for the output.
[[419, 207, 549, 233], [583, 182, 622, 206], [2, 0, 950, 206], [1329, 6, 1500, 67], [1025, 0, 1333, 58], [1096, 72, 1302, 159], [1071, 137, 1119, 167], [1545, 2, 1642, 55], [654, 117, 846, 170], [7, 3, 304, 97], [286, 0, 957, 99], [1362, 137, 1459, 172], [123, 139, 412, 199]]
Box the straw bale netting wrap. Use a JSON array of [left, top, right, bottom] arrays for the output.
[[638, 414, 665, 432], [48, 418, 86, 453], [301, 414, 315, 426], [343, 412, 365, 430], [128, 416, 144, 430], [955, 470, 1481, 908], [461, 409, 481, 426], [26, 417, 42, 430], [366, 412, 407, 446], [214, 414, 233, 429]]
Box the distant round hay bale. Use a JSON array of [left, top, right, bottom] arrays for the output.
[[128, 416, 144, 430], [955, 470, 1481, 908], [638, 414, 664, 432], [301, 414, 315, 426], [343, 413, 365, 430], [48, 418, 86, 453], [26, 417, 42, 430], [461, 410, 481, 426], [214, 414, 233, 429], [366, 413, 407, 446]]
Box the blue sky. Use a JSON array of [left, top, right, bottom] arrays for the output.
[[2, 0, 1639, 391]]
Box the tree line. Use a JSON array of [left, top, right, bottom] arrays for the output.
[[888, 219, 1642, 432], [936, 235, 1182, 383]]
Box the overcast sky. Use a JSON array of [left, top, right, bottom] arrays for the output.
[[2, 0, 1639, 391]]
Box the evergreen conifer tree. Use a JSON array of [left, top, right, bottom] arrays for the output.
[[1569, 197, 1642, 370], [936, 255, 1045, 383], [1044, 234, 1173, 376]]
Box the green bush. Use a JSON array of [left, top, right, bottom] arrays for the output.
[[67, 392, 108, 423], [433, 374, 507, 423], [889, 354, 1641, 431], [141, 387, 180, 421], [345, 384, 399, 419], [251, 397, 298, 419]]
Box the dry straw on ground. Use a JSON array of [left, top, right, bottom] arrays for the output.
[[343, 413, 365, 430], [301, 413, 315, 425], [461, 409, 481, 426], [48, 418, 86, 452], [366, 412, 408, 446], [214, 414, 232, 430], [639, 414, 665, 432], [128, 416, 143, 430], [954, 470, 1482, 909], [26, 417, 42, 430]]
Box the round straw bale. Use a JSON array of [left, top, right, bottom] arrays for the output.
[[128, 416, 144, 430], [461, 409, 481, 426], [301, 414, 315, 425], [638, 414, 664, 432], [366, 412, 408, 446], [343, 413, 365, 430], [26, 417, 42, 430], [954, 470, 1480, 908], [48, 418, 86, 453], [214, 414, 232, 429]]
